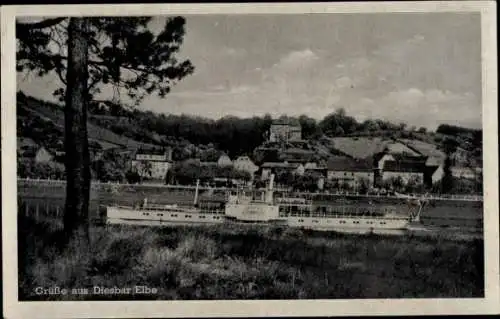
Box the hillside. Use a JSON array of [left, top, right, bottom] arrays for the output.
[[16, 92, 482, 169], [17, 93, 158, 151]]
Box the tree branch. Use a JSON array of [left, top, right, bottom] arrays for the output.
[[16, 18, 67, 31]]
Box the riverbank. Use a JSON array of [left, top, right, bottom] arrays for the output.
[[18, 215, 484, 300]]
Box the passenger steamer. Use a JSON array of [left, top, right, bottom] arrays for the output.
[[106, 174, 426, 233]]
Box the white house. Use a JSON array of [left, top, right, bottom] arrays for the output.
[[451, 166, 478, 180], [326, 157, 374, 187], [268, 119, 302, 142], [260, 162, 304, 180], [130, 149, 173, 180], [381, 160, 425, 185], [424, 164, 445, 187], [217, 154, 233, 167]]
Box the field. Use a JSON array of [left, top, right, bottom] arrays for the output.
[[18, 213, 484, 301], [324, 137, 421, 159]]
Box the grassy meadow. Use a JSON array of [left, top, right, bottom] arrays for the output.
[[18, 214, 484, 301]]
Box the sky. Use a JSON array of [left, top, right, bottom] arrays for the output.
[[17, 12, 482, 130]]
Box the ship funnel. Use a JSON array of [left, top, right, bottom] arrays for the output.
[[268, 174, 275, 191], [265, 174, 275, 203], [193, 179, 200, 206]]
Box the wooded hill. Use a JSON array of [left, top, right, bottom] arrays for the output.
[[16, 91, 482, 167]]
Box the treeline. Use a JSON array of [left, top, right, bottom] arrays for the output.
[[436, 124, 481, 138], [89, 104, 440, 158], [18, 92, 482, 161]]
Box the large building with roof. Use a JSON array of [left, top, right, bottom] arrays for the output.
[[260, 162, 305, 180], [130, 148, 173, 180], [326, 157, 374, 187], [380, 160, 426, 185], [268, 119, 302, 142]]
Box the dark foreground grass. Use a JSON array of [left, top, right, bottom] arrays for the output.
[[18, 215, 484, 300]]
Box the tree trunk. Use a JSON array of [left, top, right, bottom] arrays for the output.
[[63, 18, 91, 248]]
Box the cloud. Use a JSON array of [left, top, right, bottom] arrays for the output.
[[221, 47, 246, 57], [346, 88, 480, 130], [272, 49, 319, 70]]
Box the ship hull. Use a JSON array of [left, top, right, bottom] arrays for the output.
[[106, 206, 410, 234], [286, 216, 409, 234], [106, 206, 224, 225]]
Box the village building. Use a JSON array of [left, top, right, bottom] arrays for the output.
[[130, 148, 173, 180], [381, 160, 426, 185], [326, 157, 374, 188], [451, 166, 479, 180], [217, 154, 233, 167], [260, 162, 305, 180], [304, 162, 328, 176], [280, 147, 315, 163], [374, 152, 427, 170], [17, 138, 54, 163], [268, 119, 302, 142], [233, 156, 259, 177], [424, 164, 445, 187]]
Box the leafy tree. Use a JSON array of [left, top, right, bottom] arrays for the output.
[[92, 150, 127, 182], [136, 160, 153, 180], [125, 169, 141, 184], [439, 137, 459, 193], [357, 177, 371, 194], [16, 16, 194, 246], [320, 108, 358, 137], [405, 175, 425, 194], [298, 115, 321, 139]]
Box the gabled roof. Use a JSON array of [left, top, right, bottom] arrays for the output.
[[135, 147, 171, 156], [390, 153, 428, 162], [383, 160, 425, 173], [271, 118, 301, 126], [235, 156, 252, 162], [326, 157, 373, 172], [200, 161, 218, 167], [374, 151, 427, 163], [261, 162, 301, 169]]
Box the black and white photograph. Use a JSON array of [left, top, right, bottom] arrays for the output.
[[2, 2, 499, 318]]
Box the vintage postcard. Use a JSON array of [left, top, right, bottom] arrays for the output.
[[2, 1, 499, 318]]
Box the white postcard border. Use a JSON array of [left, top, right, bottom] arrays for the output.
[[2, 2, 498, 318]]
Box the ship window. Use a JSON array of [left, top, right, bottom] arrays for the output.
[[157, 213, 163, 217], [186, 215, 191, 218], [380, 222, 386, 225], [143, 213, 149, 216], [313, 220, 319, 223]]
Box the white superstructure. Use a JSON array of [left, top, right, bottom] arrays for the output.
[[106, 174, 426, 234]]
